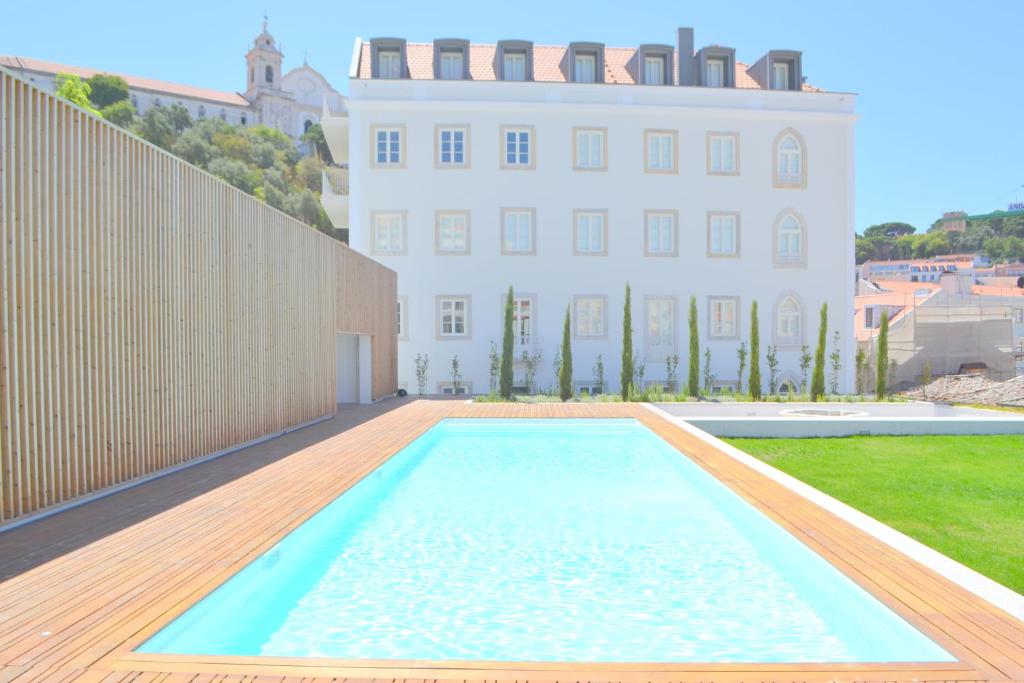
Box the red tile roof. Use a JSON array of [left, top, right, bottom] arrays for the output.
[[0, 55, 250, 107], [356, 42, 822, 91], [971, 284, 1024, 298]]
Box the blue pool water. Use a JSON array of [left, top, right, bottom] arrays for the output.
[[139, 418, 954, 662]]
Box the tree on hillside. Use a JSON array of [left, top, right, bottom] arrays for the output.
[[100, 100, 136, 128], [876, 309, 890, 399], [86, 73, 129, 109], [748, 301, 762, 400], [500, 286, 515, 399], [559, 305, 573, 401], [863, 222, 916, 240], [54, 73, 99, 115], [810, 303, 828, 401], [300, 123, 334, 165], [621, 283, 634, 400], [687, 296, 700, 397]]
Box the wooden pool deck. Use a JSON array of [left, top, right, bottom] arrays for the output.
[[1, 399, 1023, 682]]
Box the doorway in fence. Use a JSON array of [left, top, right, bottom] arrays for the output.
[[336, 333, 372, 404]]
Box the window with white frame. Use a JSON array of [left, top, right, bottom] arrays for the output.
[[706, 58, 725, 87], [372, 213, 404, 253], [502, 209, 534, 254], [377, 49, 401, 79], [776, 134, 803, 184], [438, 297, 469, 337], [502, 127, 532, 167], [646, 298, 675, 356], [708, 213, 738, 256], [512, 296, 534, 345], [777, 214, 803, 260], [574, 53, 596, 83], [436, 212, 469, 254], [439, 49, 464, 80], [503, 51, 526, 81], [708, 133, 737, 174], [645, 130, 676, 172], [709, 298, 738, 338], [574, 211, 606, 255], [776, 296, 802, 341], [644, 55, 665, 85], [574, 297, 606, 338], [437, 127, 467, 167], [574, 128, 605, 170], [772, 61, 790, 90], [374, 127, 402, 166], [396, 298, 406, 338], [645, 212, 676, 256]]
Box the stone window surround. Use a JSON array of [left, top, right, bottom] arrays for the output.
[[643, 129, 679, 174], [644, 209, 679, 258], [644, 294, 678, 359], [706, 211, 741, 258], [369, 210, 407, 256], [572, 126, 608, 172], [499, 125, 537, 170], [397, 295, 409, 341], [500, 207, 538, 255], [772, 290, 806, 350], [772, 127, 808, 189], [434, 124, 471, 169], [572, 209, 609, 257], [573, 294, 609, 340], [369, 124, 407, 169], [435, 294, 472, 340], [706, 131, 740, 176], [707, 295, 741, 340], [434, 209, 471, 255], [772, 207, 808, 269]]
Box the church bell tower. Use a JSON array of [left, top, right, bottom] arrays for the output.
[[245, 17, 284, 99]]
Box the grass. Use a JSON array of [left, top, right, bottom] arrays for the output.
[[725, 434, 1024, 594]]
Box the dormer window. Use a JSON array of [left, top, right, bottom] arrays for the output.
[[644, 56, 665, 85], [504, 52, 526, 80], [378, 50, 401, 78], [636, 45, 673, 86], [497, 40, 533, 81], [772, 61, 789, 90], [706, 59, 725, 87], [439, 49, 464, 80], [574, 53, 596, 83]]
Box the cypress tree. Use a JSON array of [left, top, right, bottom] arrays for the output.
[[621, 283, 633, 400], [810, 302, 828, 401], [559, 305, 573, 401], [687, 296, 700, 397], [876, 309, 889, 399], [499, 285, 515, 399], [748, 300, 762, 400]]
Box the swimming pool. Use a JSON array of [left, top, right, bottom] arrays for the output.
[[139, 418, 954, 663]]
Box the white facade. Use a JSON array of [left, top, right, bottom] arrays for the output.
[[335, 34, 857, 395]]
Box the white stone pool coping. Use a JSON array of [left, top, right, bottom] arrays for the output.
[[643, 403, 1024, 622]]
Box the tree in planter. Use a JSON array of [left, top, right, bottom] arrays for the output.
[[500, 286, 515, 399], [828, 329, 842, 396], [702, 347, 714, 395], [876, 308, 889, 400], [593, 354, 605, 395], [687, 296, 700, 397], [414, 353, 429, 395], [488, 342, 500, 394], [749, 301, 762, 400], [766, 345, 780, 395], [854, 347, 866, 395], [665, 354, 679, 393], [736, 342, 748, 395], [552, 347, 562, 394], [450, 355, 463, 394], [810, 303, 829, 401], [520, 348, 543, 394], [621, 283, 634, 400], [799, 345, 812, 395], [559, 305, 574, 401]]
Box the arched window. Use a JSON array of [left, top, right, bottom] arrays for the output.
[[775, 296, 803, 346], [773, 128, 806, 187], [303, 119, 314, 133], [773, 210, 806, 267], [265, 65, 274, 83], [779, 377, 799, 395]]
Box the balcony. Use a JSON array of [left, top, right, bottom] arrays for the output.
[[321, 93, 349, 164], [321, 166, 349, 231]]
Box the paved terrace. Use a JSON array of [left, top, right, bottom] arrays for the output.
[[1, 399, 1023, 682]]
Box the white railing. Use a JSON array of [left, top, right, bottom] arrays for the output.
[[322, 166, 349, 195], [322, 92, 348, 118]]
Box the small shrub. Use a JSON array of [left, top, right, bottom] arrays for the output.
[[414, 353, 429, 395]]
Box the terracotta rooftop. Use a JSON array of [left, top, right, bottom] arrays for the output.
[[0, 55, 250, 107], [970, 284, 1024, 298], [355, 42, 822, 91]]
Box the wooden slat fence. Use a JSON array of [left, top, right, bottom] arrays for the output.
[[0, 69, 397, 523]]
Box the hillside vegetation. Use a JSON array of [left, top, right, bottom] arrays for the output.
[[856, 214, 1024, 264]]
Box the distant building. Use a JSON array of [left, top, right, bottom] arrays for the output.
[[858, 253, 989, 283], [0, 20, 340, 145], [940, 210, 967, 232]]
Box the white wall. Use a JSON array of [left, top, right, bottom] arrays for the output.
[[336, 333, 360, 403], [348, 80, 856, 394]]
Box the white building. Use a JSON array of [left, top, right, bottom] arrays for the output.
[[0, 20, 339, 144], [323, 28, 856, 395]]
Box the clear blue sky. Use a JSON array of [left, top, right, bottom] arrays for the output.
[[4, 0, 1022, 233]]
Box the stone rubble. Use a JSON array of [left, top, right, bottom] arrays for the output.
[[902, 374, 1024, 407]]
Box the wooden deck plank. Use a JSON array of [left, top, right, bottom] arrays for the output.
[[1, 399, 1023, 683]]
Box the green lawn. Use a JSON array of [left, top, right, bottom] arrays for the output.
[[725, 435, 1024, 594]]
